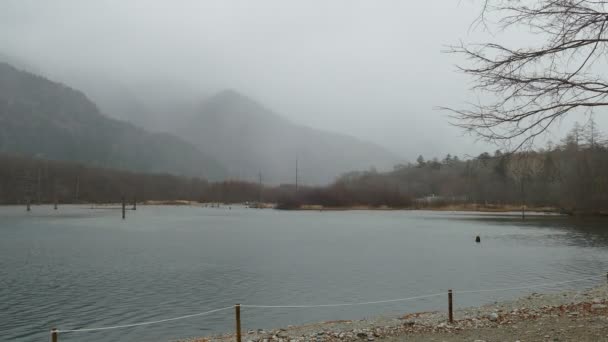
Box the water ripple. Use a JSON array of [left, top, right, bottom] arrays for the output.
[[2, 206, 608, 342]]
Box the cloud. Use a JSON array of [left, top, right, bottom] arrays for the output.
[[3, 0, 579, 160]]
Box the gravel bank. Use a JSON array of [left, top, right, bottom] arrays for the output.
[[177, 285, 608, 342]]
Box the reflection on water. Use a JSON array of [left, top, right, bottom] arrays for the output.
[[1, 206, 607, 342]]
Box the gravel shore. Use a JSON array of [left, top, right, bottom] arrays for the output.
[[178, 285, 608, 342]]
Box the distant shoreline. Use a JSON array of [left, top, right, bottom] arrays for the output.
[[286, 203, 564, 215], [282, 204, 608, 216], [4, 202, 607, 216]]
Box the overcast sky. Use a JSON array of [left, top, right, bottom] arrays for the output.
[[1, 0, 603, 160]]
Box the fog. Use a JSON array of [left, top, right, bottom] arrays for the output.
[[0, 0, 601, 161]]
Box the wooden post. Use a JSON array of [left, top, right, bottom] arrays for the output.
[[122, 196, 126, 220], [258, 172, 263, 205], [295, 158, 299, 193], [235, 304, 241, 342], [75, 176, 80, 202], [51, 328, 58, 342], [37, 167, 41, 205], [448, 289, 453, 324], [53, 181, 58, 210]]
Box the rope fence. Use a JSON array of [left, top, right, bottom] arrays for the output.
[[49, 272, 608, 342], [240, 292, 447, 309], [54, 306, 234, 333]]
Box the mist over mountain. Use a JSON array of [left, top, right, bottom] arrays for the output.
[[63, 73, 207, 132], [0, 62, 225, 179], [175, 90, 400, 185], [0, 52, 402, 184], [74, 80, 403, 184], [64, 75, 151, 128]]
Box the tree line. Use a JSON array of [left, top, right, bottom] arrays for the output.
[[303, 120, 608, 214], [1, 119, 607, 214], [0, 153, 326, 205]]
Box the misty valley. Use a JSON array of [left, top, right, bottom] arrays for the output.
[[1, 63, 607, 214]]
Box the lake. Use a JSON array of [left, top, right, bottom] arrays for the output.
[[1, 205, 607, 342]]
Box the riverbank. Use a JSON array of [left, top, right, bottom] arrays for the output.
[[290, 203, 562, 215], [178, 285, 608, 342], [290, 203, 608, 216], [4, 201, 601, 216]]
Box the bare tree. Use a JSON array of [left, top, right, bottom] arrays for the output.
[[506, 152, 544, 218], [446, 0, 608, 150]]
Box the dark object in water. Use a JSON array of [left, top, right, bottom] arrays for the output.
[[475, 235, 481, 243]]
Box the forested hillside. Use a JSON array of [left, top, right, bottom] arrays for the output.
[[0, 63, 226, 179], [292, 121, 608, 214]]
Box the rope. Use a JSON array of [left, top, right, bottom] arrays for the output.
[[55, 306, 233, 333], [241, 292, 446, 308], [243, 274, 604, 308], [454, 274, 603, 294], [51, 273, 605, 334]]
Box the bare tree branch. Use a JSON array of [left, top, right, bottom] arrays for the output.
[[445, 0, 608, 150]]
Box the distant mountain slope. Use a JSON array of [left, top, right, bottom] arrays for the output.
[[0, 63, 226, 180], [63, 74, 203, 132], [68, 76, 152, 128], [177, 90, 399, 184]]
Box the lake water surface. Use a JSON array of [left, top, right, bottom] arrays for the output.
[[2, 205, 608, 342]]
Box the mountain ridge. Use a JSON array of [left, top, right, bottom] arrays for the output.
[[176, 89, 400, 184], [0, 62, 226, 180]]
